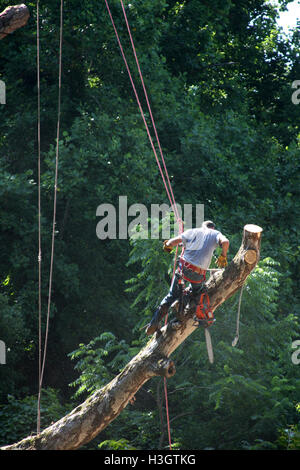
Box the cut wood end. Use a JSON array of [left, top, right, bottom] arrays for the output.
[[0, 4, 29, 17], [244, 224, 263, 233], [244, 249, 257, 264], [153, 357, 176, 378], [0, 4, 30, 39], [1, 4, 28, 12]]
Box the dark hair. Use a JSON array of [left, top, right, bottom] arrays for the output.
[[203, 220, 215, 229]]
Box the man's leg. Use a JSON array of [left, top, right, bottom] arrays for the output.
[[191, 274, 206, 299], [146, 272, 181, 335], [184, 272, 206, 314]]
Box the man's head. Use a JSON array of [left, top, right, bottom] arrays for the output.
[[202, 220, 216, 230]]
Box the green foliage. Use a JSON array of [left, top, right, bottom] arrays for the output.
[[0, 388, 72, 447], [0, 0, 299, 450], [68, 331, 162, 449], [155, 258, 300, 450], [98, 438, 137, 451], [66, 255, 300, 450], [248, 403, 300, 450], [276, 403, 300, 450], [0, 292, 31, 400], [68, 332, 133, 398], [125, 215, 178, 331]]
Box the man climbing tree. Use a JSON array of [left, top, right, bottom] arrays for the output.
[[146, 220, 229, 335], [0, 224, 262, 450]]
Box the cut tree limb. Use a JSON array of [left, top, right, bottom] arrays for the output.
[[0, 224, 262, 450], [0, 4, 29, 39]]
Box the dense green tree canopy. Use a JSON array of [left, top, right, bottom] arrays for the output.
[[0, 0, 299, 450]]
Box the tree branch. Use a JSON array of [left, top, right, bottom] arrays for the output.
[[0, 224, 262, 450], [0, 4, 30, 39]]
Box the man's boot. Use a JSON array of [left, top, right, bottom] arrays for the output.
[[146, 304, 169, 336]]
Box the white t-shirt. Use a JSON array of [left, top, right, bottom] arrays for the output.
[[181, 227, 227, 270]]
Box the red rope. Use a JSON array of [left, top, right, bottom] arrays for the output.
[[163, 377, 172, 449], [104, 0, 185, 450], [119, 0, 180, 223], [104, 0, 180, 227]]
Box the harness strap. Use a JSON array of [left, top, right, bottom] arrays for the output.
[[180, 258, 206, 274], [177, 258, 207, 284]]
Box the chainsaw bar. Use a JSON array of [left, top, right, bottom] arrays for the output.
[[204, 327, 214, 364]]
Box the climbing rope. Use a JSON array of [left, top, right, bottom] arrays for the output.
[[119, 0, 181, 224], [104, 0, 181, 229], [104, 0, 185, 450], [37, 0, 64, 435], [232, 284, 245, 347], [36, 0, 42, 435]]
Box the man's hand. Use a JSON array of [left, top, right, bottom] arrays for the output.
[[163, 240, 173, 253], [217, 239, 229, 267], [163, 235, 182, 253], [216, 254, 227, 268]]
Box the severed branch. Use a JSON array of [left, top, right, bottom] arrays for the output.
[[0, 224, 262, 450], [0, 4, 29, 39]]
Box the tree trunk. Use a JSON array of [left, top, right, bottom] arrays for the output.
[[0, 4, 29, 39], [0, 224, 262, 450]]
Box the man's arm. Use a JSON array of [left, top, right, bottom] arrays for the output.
[[218, 233, 229, 255], [165, 235, 182, 248], [221, 239, 229, 257], [216, 235, 229, 267]]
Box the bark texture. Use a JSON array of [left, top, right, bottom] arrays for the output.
[[1, 224, 262, 450], [0, 4, 29, 39]]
